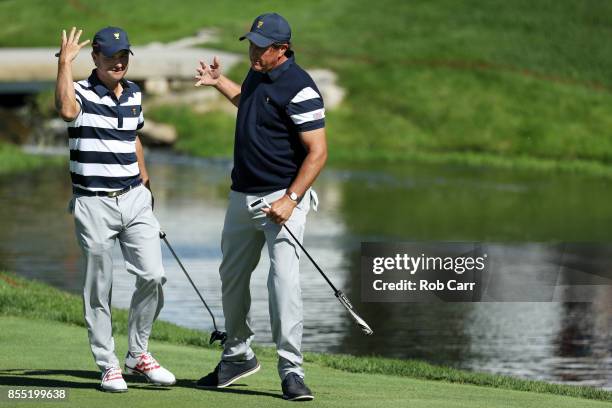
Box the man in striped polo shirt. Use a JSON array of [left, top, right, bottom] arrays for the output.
[[55, 26, 175, 392], [194, 13, 327, 401]]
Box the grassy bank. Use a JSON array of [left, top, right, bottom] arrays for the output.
[[6, 316, 612, 408], [2, 0, 612, 173], [147, 105, 612, 178], [1, 271, 611, 405], [0, 142, 64, 175]]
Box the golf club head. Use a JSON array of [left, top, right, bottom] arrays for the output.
[[336, 291, 374, 336], [209, 330, 227, 346]]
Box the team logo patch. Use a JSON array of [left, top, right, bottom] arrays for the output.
[[114, 32, 120, 40], [257, 21, 264, 28], [132, 107, 137, 115]]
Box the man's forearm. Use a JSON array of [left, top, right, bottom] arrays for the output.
[[262, 148, 326, 224], [55, 61, 79, 121], [135, 136, 150, 188], [214, 75, 241, 107], [288, 149, 328, 199]]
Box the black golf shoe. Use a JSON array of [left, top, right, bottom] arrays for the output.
[[281, 373, 314, 401], [196, 357, 260, 388]]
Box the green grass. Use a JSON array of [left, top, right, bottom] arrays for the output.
[[0, 142, 64, 175], [1, 272, 612, 405], [151, 108, 236, 158], [147, 104, 612, 178], [5, 316, 612, 408], [1, 0, 612, 172]]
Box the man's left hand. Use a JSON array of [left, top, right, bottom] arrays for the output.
[[143, 179, 154, 211], [263, 195, 297, 224]]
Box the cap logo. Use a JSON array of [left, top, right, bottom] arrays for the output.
[[257, 21, 264, 28], [114, 32, 120, 40]]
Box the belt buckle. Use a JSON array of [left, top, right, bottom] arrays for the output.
[[106, 183, 136, 198]]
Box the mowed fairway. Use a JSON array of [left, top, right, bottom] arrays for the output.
[[0, 316, 609, 408]]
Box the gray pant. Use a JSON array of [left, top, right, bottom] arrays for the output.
[[70, 184, 165, 371], [220, 188, 312, 380]]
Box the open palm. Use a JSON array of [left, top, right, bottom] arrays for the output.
[[195, 56, 221, 87], [57, 27, 90, 62]]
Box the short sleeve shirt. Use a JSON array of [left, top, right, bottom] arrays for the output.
[[68, 70, 144, 192], [231, 51, 325, 193]]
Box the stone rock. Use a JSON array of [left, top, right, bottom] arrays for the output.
[[144, 77, 170, 95], [308, 69, 345, 109], [139, 120, 177, 145]]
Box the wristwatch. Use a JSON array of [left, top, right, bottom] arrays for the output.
[[286, 190, 299, 202]]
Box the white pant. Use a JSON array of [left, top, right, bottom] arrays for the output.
[[219, 188, 314, 379], [70, 184, 165, 370]]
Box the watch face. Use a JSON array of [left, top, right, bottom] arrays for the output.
[[289, 192, 299, 201]]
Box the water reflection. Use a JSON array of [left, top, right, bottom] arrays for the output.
[[1, 151, 612, 388]]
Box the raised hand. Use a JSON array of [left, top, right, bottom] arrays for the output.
[[195, 56, 221, 87], [56, 27, 90, 63]]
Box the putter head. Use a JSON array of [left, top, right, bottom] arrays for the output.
[[209, 330, 227, 346], [347, 306, 374, 336], [336, 291, 374, 336]]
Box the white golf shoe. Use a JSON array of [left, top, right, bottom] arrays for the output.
[[124, 351, 176, 386], [101, 366, 128, 392]]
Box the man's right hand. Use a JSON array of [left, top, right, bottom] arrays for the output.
[[56, 27, 90, 63], [195, 56, 221, 87]]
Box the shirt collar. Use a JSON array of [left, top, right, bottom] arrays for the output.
[[266, 50, 295, 82], [88, 69, 131, 98]]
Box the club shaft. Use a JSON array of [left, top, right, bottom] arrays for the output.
[[282, 223, 373, 335], [282, 224, 339, 294], [161, 235, 219, 331]]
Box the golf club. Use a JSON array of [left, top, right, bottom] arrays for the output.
[[252, 198, 374, 336], [159, 230, 227, 345]]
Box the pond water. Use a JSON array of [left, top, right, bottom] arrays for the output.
[[2, 149, 612, 388]]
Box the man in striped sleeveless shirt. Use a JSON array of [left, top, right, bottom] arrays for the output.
[[55, 26, 175, 392]]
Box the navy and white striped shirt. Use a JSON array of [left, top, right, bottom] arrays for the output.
[[68, 70, 143, 192], [231, 51, 325, 193]]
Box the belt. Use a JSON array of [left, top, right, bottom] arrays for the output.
[[73, 180, 142, 197]]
